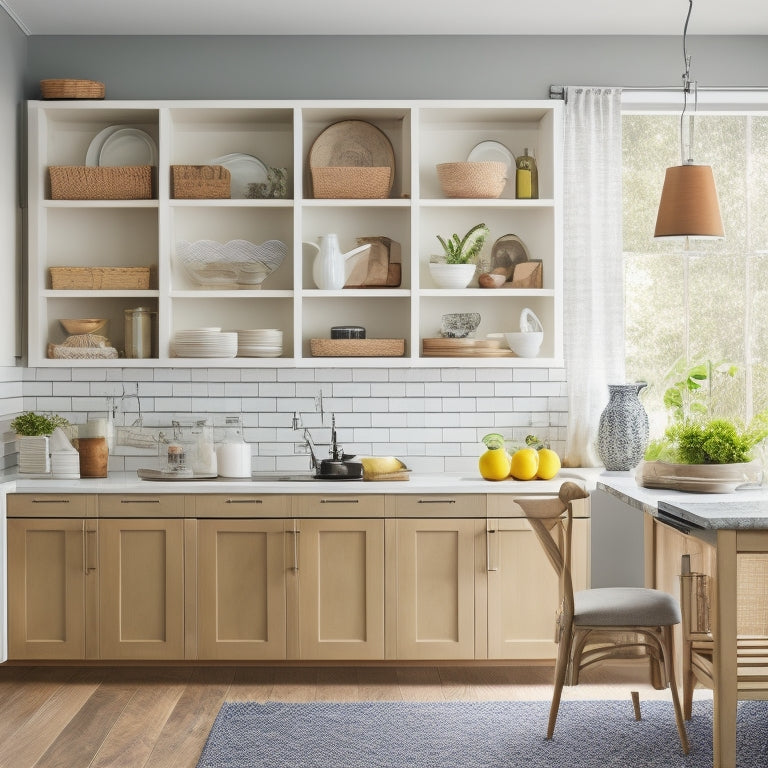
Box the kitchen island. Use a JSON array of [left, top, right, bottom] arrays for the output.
[[598, 472, 768, 768]]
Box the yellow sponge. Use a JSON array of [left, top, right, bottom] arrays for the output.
[[360, 456, 405, 476]]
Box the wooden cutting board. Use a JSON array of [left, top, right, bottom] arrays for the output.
[[422, 337, 515, 357]]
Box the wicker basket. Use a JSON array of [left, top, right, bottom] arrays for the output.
[[171, 165, 231, 199], [311, 166, 391, 199], [40, 79, 105, 99], [49, 267, 151, 290], [436, 161, 507, 199], [310, 338, 405, 357], [49, 165, 152, 200]]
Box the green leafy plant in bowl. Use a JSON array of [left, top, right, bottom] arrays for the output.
[[435, 223, 489, 264], [11, 411, 71, 437]]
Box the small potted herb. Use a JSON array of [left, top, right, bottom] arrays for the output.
[[429, 223, 489, 288], [11, 411, 72, 474], [11, 411, 70, 437]]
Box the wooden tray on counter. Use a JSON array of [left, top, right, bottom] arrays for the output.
[[422, 337, 514, 357]]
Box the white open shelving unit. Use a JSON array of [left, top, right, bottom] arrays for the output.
[[27, 99, 563, 368]]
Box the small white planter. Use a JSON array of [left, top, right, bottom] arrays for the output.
[[17, 435, 51, 474], [428, 262, 477, 289]]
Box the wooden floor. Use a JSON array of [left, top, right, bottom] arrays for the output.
[[0, 662, 709, 768]]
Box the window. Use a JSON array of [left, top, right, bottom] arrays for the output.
[[622, 105, 768, 436]]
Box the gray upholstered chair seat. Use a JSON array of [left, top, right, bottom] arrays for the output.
[[574, 587, 682, 627]]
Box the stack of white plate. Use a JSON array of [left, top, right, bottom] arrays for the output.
[[18, 436, 51, 474], [236, 329, 284, 358], [51, 451, 81, 479], [172, 328, 238, 358]]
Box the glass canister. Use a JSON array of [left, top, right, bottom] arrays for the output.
[[124, 307, 152, 358]]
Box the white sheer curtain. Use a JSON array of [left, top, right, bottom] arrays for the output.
[[562, 87, 625, 467]]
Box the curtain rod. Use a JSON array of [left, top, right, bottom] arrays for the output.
[[549, 84, 768, 100]]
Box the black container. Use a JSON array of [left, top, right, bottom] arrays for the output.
[[330, 325, 366, 340]]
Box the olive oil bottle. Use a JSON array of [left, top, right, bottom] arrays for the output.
[[515, 148, 538, 199]]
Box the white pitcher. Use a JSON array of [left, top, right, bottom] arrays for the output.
[[304, 234, 371, 290]]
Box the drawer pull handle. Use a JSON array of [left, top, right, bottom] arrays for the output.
[[225, 499, 263, 504], [320, 499, 359, 504], [120, 499, 161, 504], [417, 499, 457, 504], [32, 498, 70, 503]]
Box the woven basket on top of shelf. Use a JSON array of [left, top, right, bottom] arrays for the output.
[[436, 161, 507, 199], [40, 79, 105, 100], [49, 267, 151, 291], [49, 165, 153, 200], [311, 166, 391, 199]]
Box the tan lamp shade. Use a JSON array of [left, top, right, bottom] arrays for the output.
[[654, 164, 724, 238]]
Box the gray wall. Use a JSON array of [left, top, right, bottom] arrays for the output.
[[24, 35, 768, 101]]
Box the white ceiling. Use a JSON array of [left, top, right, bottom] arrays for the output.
[[2, 0, 767, 36]]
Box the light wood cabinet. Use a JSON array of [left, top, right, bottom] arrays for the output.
[[486, 517, 590, 659], [197, 518, 287, 659], [27, 99, 562, 369], [390, 518, 482, 659], [292, 518, 385, 660], [7, 517, 95, 659], [98, 518, 186, 660]]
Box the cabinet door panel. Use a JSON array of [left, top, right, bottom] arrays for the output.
[[197, 519, 286, 659], [297, 518, 384, 660], [99, 519, 185, 659], [394, 518, 477, 659], [7, 518, 87, 659], [487, 517, 589, 659]]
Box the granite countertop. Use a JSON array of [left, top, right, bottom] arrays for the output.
[[598, 471, 768, 530], [2, 469, 599, 496]]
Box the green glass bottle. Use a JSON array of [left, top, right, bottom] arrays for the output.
[[515, 148, 539, 199]]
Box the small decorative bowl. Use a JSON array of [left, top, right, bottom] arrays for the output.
[[60, 318, 108, 335], [428, 262, 477, 289], [441, 313, 481, 339], [436, 161, 507, 199], [504, 331, 543, 357]]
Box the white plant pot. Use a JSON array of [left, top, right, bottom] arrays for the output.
[[429, 262, 477, 289], [17, 435, 51, 474]]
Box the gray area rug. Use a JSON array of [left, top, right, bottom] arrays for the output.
[[197, 699, 768, 767]]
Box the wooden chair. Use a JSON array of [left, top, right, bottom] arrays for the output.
[[519, 481, 689, 754], [680, 553, 768, 719]]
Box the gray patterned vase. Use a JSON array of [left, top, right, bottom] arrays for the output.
[[597, 383, 649, 471]]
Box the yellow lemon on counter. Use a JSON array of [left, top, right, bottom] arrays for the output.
[[510, 448, 539, 480], [479, 447, 512, 481], [536, 448, 561, 480]]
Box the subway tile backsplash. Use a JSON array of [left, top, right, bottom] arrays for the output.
[[19, 366, 569, 474]]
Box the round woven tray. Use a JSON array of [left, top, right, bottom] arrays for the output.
[[436, 161, 507, 199], [310, 338, 405, 357], [40, 79, 105, 99]]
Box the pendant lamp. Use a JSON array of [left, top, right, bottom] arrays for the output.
[[654, 0, 724, 239]]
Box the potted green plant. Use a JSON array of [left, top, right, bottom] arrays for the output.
[[429, 223, 489, 288], [11, 411, 72, 474]]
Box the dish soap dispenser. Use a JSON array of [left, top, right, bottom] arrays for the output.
[[216, 416, 252, 478], [515, 148, 539, 199]]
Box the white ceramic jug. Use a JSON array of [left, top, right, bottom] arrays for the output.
[[304, 234, 371, 290]]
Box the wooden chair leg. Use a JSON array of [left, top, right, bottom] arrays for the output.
[[681, 627, 694, 720], [547, 626, 572, 739], [660, 625, 690, 755]]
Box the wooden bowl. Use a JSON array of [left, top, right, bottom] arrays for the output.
[[60, 318, 108, 335]]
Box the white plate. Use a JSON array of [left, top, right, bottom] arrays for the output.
[[468, 141, 515, 176], [86, 125, 123, 166], [209, 153, 268, 199], [97, 127, 157, 167]]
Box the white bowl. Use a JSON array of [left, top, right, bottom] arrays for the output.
[[428, 262, 477, 289], [504, 331, 543, 357]]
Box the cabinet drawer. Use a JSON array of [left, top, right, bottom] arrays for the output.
[[392, 494, 486, 518], [293, 494, 384, 518], [487, 494, 590, 519], [7, 493, 96, 518], [98, 494, 186, 517], [194, 493, 289, 518]]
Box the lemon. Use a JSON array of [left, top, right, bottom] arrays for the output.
[[479, 447, 512, 481], [510, 448, 539, 480], [536, 448, 561, 480]]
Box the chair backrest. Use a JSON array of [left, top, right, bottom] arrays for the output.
[[518, 481, 590, 633]]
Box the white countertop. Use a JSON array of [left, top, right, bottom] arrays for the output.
[[598, 471, 768, 529], [4, 469, 598, 496]]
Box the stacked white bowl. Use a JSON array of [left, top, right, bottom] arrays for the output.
[[236, 329, 283, 358], [171, 328, 238, 358]]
